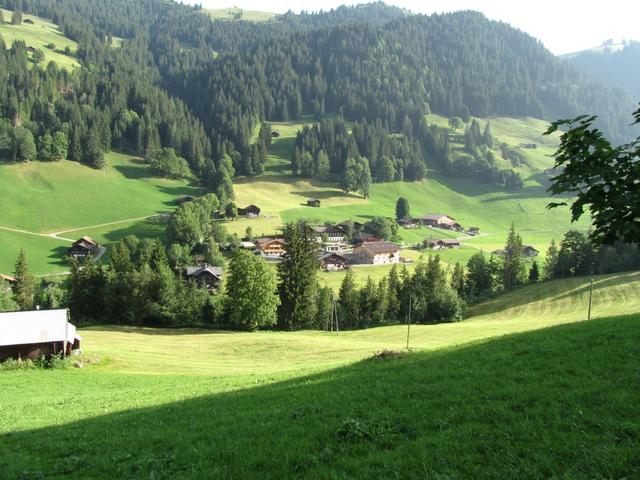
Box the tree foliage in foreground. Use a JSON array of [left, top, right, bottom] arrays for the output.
[[546, 106, 640, 245]]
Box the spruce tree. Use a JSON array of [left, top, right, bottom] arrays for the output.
[[14, 249, 35, 310], [451, 262, 465, 296], [529, 260, 540, 282], [277, 222, 320, 329], [338, 268, 359, 329], [544, 239, 559, 280], [503, 223, 523, 289]]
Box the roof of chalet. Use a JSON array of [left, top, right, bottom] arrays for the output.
[[255, 237, 286, 246], [72, 236, 99, 247], [320, 251, 348, 261], [427, 238, 461, 245], [186, 266, 223, 279], [420, 214, 455, 221], [0, 309, 80, 347], [356, 241, 400, 254], [0, 273, 16, 283]]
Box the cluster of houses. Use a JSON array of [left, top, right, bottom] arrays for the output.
[[239, 220, 403, 270], [399, 213, 480, 237]]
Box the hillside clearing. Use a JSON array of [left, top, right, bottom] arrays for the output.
[[0, 8, 79, 69]]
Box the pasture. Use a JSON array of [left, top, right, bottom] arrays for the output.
[[0, 152, 200, 275], [1, 272, 639, 478], [205, 7, 277, 22], [0, 8, 79, 69]]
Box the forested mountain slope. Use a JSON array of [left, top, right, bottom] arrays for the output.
[[0, 0, 634, 195], [565, 41, 640, 101]]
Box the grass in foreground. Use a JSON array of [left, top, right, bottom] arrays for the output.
[[1, 315, 638, 478]]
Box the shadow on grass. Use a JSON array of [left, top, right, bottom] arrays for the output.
[[1, 316, 638, 478], [47, 245, 72, 268]]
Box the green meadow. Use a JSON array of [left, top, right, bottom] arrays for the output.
[[0, 152, 200, 276], [1, 272, 639, 478], [0, 8, 79, 69], [205, 7, 277, 22]]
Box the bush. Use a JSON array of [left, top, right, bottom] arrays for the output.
[[0, 353, 73, 371]]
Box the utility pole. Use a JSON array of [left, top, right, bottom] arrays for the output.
[[406, 295, 412, 350], [587, 278, 594, 321]]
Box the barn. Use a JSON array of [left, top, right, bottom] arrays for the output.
[[0, 309, 81, 362]]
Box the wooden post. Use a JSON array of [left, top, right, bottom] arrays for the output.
[[63, 309, 69, 358], [406, 296, 412, 350], [587, 278, 594, 321]]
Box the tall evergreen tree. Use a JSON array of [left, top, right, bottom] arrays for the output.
[[277, 222, 320, 329], [503, 223, 523, 289], [13, 249, 34, 310], [338, 268, 359, 329]]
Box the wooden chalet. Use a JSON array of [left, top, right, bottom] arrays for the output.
[[255, 238, 287, 258], [419, 214, 457, 228], [0, 309, 81, 362], [353, 241, 400, 265], [320, 252, 349, 271], [307, 198, 321, 208], [424, 238, 461, 250], [237, 204, 261, 217], [185, 265, 223, 290], [312, 225, 348, 252], [338, 220, 364, 233], [398, 217, 418, 228], [68, 236, 100, 258]]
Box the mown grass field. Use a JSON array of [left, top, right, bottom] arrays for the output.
[[205, 7, 277, 22], [0, 8, 79, 69], [1, 273, 638, 478], [0, 152, 200, 275]]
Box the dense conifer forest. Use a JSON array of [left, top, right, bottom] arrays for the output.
[[0, 0, 635, 194]]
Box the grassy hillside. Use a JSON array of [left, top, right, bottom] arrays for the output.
[[231, 115, 588, 287], [1, 311, 638, 477], [205, 7, 276, 22], [0, 152, 201, 275], [0, 8, 79, 69]]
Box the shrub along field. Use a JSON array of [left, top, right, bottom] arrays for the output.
[[1, 272, 639, 478], [0, 8, 79, 69]]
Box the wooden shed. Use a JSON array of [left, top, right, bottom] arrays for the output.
[[0, 309, 81, 362], [307, 198, 321, 208]]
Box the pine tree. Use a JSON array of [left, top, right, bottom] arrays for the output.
[[277, 222, 320, 329], [528, 260, 540, 282], [451, 262, 465, 295], [338, 269, 359, 329], [544, 239, 559, 280], [14, 249, 35, 310], [503, 223, 523, 289]]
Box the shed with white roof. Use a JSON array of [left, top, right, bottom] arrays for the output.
[[0, 309, 81, 361]]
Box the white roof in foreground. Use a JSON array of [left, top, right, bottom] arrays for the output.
[[0, 309, 80, 347]]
